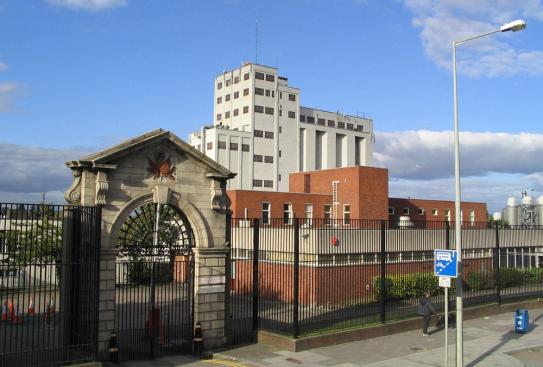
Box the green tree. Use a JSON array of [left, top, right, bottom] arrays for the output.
[[3, 207, 63, 278]]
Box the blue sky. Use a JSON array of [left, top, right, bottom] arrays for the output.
[[1, 0, 543, 212]]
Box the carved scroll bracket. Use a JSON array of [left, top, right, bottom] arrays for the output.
[[64, 169, 83, 205]]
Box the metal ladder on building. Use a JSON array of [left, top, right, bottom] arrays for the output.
[[332, 180, 340, 223]]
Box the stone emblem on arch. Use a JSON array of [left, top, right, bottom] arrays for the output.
[[146, 151, 176, 181]]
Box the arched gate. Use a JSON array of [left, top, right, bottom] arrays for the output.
[[114, 202, 194, 361]]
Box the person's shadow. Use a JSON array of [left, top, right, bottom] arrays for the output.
[[430, 313, 456, 334]]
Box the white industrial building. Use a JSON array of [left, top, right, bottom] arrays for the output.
[[189, 63, 374, 191]]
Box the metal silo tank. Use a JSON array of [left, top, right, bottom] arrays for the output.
[[504, 197, 519, 226], [537, 196, 543, 226]]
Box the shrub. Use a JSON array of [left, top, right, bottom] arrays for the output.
[[126, 261, 173, 284], [374, 273, 440, 301], [466, 271, 495, 291], [466, 268, 543, 290]]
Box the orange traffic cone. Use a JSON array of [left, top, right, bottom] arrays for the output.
[[8, 300, 14, 320], [28, 298, 35, 316], [12, 304, 22, 325], [1, 300, 7, 321], [45, 296, 55, 324]]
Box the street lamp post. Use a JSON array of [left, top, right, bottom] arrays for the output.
[[452, 19, 526, 367]]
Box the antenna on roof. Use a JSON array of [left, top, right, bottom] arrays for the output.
[[255, 18, 259, 64]]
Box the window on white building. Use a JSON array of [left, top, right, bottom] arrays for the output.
[[217, 82, 222, 89], [264, 180, 273, 188], [262, 202, 270, 224], [289, 93, 296, 101], [216, 96, 222, 104], [283, 203, 293, 225]]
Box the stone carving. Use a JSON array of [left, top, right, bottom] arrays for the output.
[[64, 169, 82, 204], [146, 151, 176, 181], [210, 180, 231, 211], [95, 171, 109, 205]]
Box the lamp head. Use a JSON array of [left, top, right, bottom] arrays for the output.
[[501, 19, 526, 32]]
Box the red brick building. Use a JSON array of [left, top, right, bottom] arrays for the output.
[[227, 166, 487, 222]]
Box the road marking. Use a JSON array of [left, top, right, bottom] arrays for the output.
[[204, 359, 247, 367]]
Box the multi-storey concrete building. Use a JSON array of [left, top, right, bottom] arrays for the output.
[[189, 63, 373, 191]]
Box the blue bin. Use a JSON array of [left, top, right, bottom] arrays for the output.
[[515, 309, 529, 333]]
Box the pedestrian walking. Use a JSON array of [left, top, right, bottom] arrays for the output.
[[417, 292, 436, 336]]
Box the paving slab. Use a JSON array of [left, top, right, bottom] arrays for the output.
[[114, 307, 543, 367]]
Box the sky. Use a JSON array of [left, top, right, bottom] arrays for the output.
[[1, 0, 543, 213]]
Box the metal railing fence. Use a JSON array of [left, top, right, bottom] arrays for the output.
[[227, 217, 543, 341]]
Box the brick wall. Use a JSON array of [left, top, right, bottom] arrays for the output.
[[228, 190, 332, 218], [231, 258, 493, 306], [289, 166, 389, 220], [388, 198, 487, 223]]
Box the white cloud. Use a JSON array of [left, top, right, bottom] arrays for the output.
[[46, 0, 127, 11], [0, 143, 88, 201], [405, 0, 543, 77], [0, 62, 7, 72], [375, 130, 543, 211], [375, 130, 543, 179], [0, 82, 20, 112]]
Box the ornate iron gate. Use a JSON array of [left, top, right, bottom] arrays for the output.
[[115, 203, 194, 361], [0, 203, 101, 367]]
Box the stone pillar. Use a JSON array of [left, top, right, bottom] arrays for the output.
[[193, 247, 228, 349], [97, 248, 117, 360]]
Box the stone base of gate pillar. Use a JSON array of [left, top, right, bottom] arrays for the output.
[[193, 247, 228, 350], [96, 248, 117, 361]]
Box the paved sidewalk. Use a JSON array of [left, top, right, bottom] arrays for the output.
[[115, 307, 543, 366]]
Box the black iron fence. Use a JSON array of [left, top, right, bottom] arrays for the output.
[[0, 203, 101, 367], [226, 217, 543, 341]]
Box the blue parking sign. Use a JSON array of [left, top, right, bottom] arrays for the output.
[[434, 249, 458, 278]]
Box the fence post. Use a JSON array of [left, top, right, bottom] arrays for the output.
[[224, 211, 232, 340], [494, 223, 501, 305], [445, 221, 451, 250], [293, 217, 300, 338], [252, 219, 260, 334], [380, 220, 386, 324]]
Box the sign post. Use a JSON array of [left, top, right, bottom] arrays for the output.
[[434, 250, 458, 367]]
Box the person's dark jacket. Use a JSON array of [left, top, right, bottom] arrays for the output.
[[417, 297, 436, 316]]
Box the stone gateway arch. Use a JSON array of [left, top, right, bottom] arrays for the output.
[[64, 129, 234, 360]]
